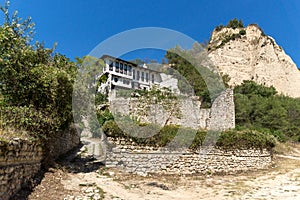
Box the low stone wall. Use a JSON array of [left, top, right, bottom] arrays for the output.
[[105, 139, 272, 176], [0, 139, 43, 200]]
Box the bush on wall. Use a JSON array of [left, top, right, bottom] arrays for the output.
[[102, 119, 276, 150]]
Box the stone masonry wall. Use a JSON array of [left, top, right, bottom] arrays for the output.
[[208, 89, 235, 131], [0, 125, 80, 200], [110, 89, 235, 131], [0, 139, 43, 200], [48, 124, 80, 160], [105, 138, 272, 176]]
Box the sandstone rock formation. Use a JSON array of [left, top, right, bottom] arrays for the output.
[[207, 24, 300, 98]]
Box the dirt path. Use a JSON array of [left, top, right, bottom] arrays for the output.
[[21, 144, 300, 200]]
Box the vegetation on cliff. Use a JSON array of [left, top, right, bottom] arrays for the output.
[[208, 19, 247, 51], [215, 18, 244, 31]]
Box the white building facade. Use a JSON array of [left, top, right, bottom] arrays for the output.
[[100, 55, 162, 91]]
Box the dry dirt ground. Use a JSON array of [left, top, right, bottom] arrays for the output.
[[14, 143, 300, 200]]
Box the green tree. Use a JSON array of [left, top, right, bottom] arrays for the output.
[[234, 80, 300, 142], [234, 80, 277, 97], [226, 18, 244, 29], [165, 45, 228, 107], [0, 1, 77, 138]]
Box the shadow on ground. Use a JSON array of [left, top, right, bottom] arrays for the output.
[[10, 169, 46, 200], [57, 144, 105, 174], [10, 143, 104, 200]]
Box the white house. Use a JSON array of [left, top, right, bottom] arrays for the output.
[[98, 55, 181, 95], [100, 55, 163, 92]]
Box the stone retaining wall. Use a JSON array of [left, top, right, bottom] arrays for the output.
[[0, 139, 43, 200], [105, 139, 272, 176], [48, 124, 80, 160], [0, 125, 80, 200]]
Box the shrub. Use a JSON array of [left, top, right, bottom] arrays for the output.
[[226, 18, 244, 29], [190, 130, 207, 150], [146, 124, 179, 147], [215, 24, 224, 31], [97, 108, 114, 126], [217, 33, 241, 48], [98, 73, 108, 85], [102, 120, 125, 138], [101, 119, 276, 150], [95, 93, 108, 105], [0, 3, 77, 140], [0, 106, 57, 140], [239, 29, 246, 35], [216, 129, 276, 150], [271, 130, 286, 142]]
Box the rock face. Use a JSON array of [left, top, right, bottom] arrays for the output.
[[208, 24, 300, 98]]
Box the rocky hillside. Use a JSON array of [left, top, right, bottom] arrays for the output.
[[207, 24, 300, 98]]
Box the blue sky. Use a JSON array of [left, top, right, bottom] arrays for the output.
[[1, 0, 300, 67]]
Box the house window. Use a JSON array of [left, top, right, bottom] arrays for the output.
[[133, 69, 135, 79], [124, 64, 127, 75], [120, 63, 123, 74], [141, 72, 144, 81], [146, 73, 149, 82], [114, 77, 118, 82], [128, 66, 132, 76], [108, 60, 113, 71], [152, 74, 155, 83], [115, 62, 119, 73], [137, 71, 140, 80]]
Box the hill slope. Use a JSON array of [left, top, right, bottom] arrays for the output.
[[207, 24, 300, 98]]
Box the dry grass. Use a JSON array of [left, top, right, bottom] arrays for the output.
[[273, 142, 293, 155]]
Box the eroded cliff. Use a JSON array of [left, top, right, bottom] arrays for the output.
[[208, 24, 300, 98]]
